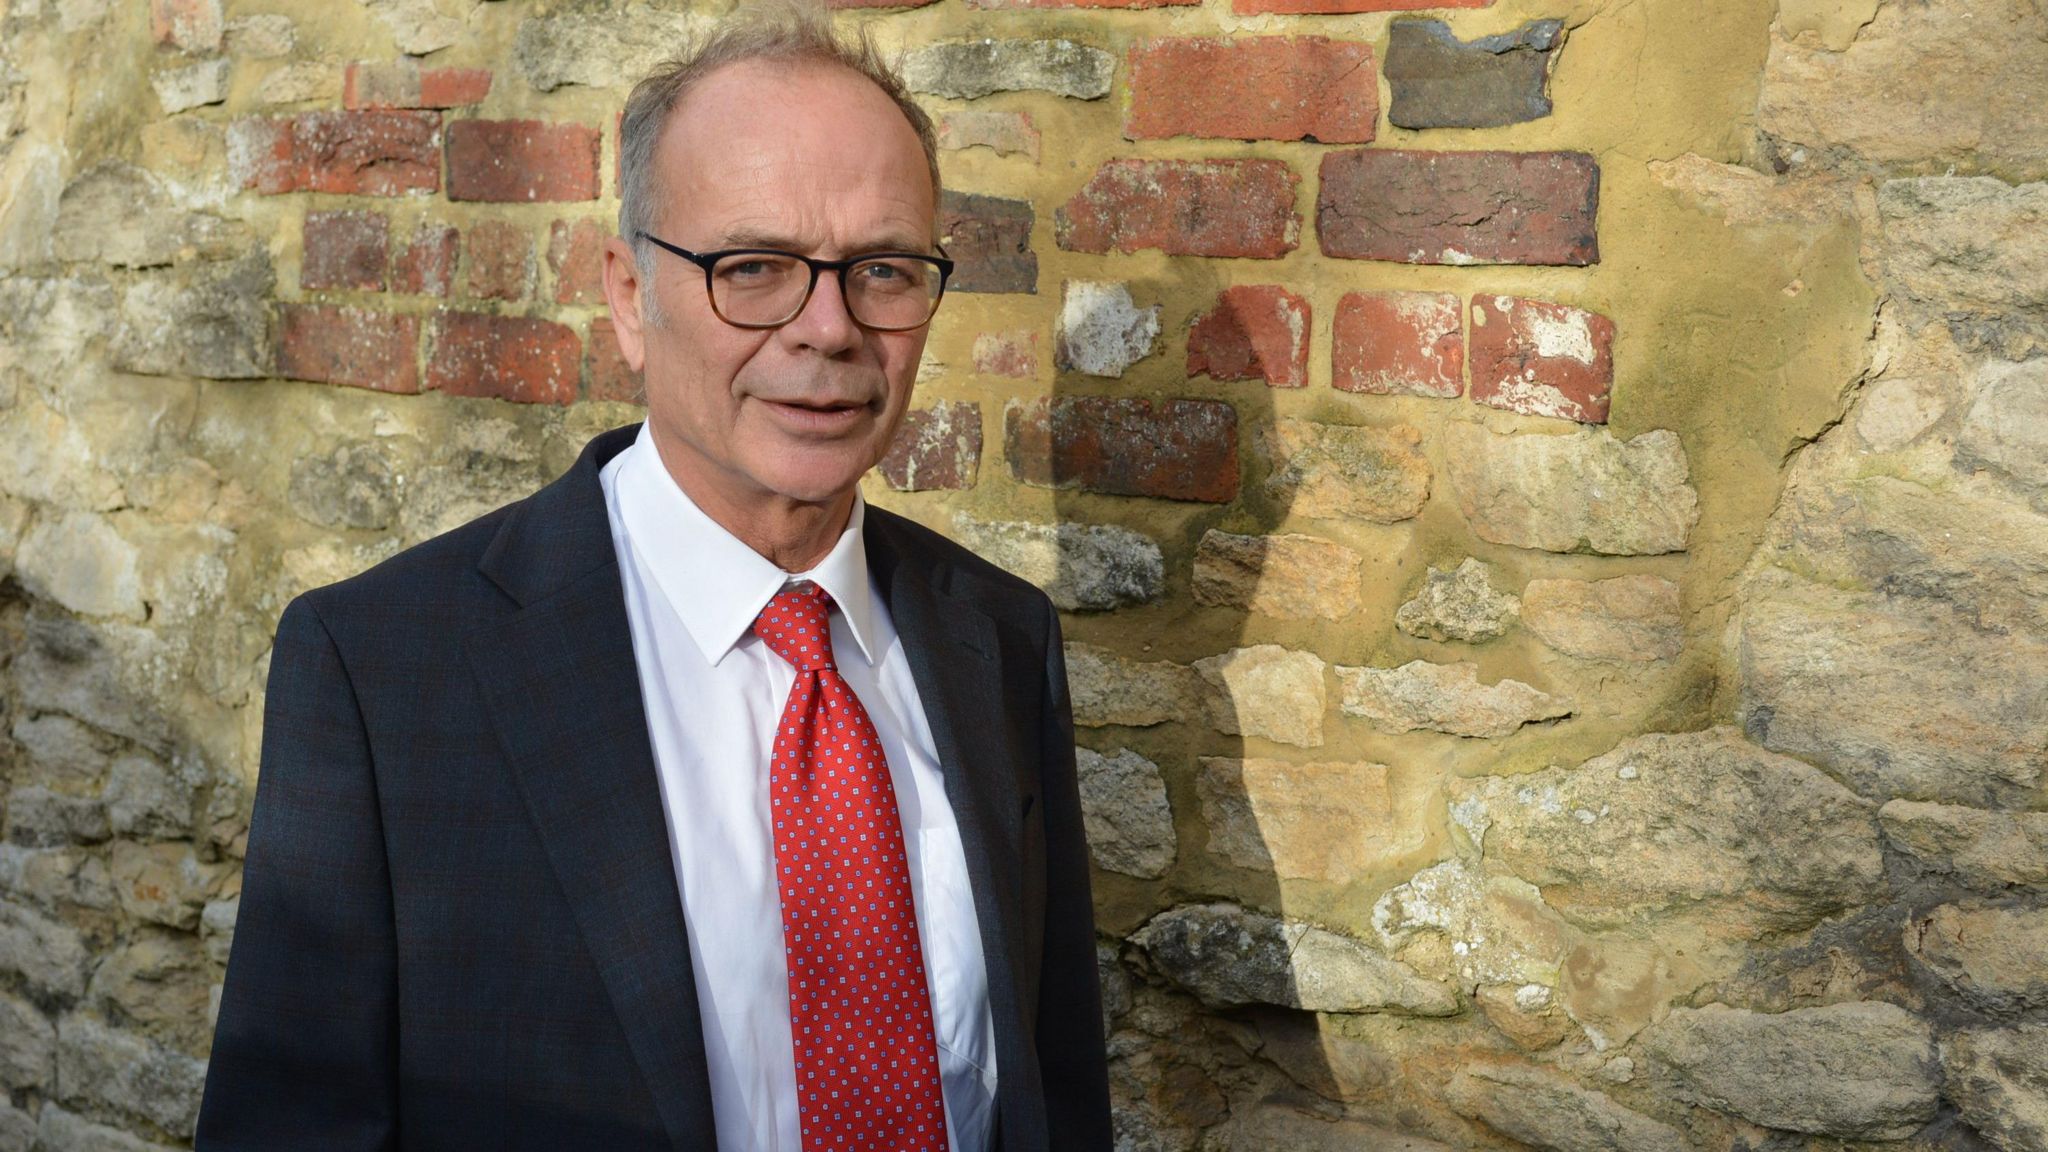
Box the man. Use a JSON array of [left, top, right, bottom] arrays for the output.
[[194, 6, 1112, 1149]]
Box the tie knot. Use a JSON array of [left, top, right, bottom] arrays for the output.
[[753, 583, 836, 672]]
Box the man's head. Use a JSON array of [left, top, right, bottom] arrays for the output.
[[603, 2, 944, 530]]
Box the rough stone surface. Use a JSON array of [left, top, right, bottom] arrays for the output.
[[1052, 280, 1158, 378], [1906, 905, 2048, 1014], [1942, 1025, 2048, 1152], [1193, 645, 1326, 748], [936, 110, 1039, 160], [1521, 575, 1681, 662], [1386, 19, 1563, 130], [35, 1105, 183, 1152], [1131, 903, 1457, 1015], [1319, 149, 1600, 266], [1191, 531, 1361, 620], [0, 1105, 29, 1152], [151, 58, 231, 115], [0, 991, 55, 1090], [1469, 295, 1615, 424], [1444, 423, 1699, 555], [880, 401, 981, 492], [1395, 558, 1519, 643], [1005, 396, 1237, 503], [54, 1013, 208, 1137], [0, 899, 89, 1001], [1878, 178, 2048, 360], [1332, 290, 1464, 398], [1878, 801, 2048, 892], [1958, 359, 2048, 492], [1125, 36, 1377, 143], [951, 515, 1163, 612], [1206, 1107, 1456, 1152], [15, 513, 142, 621], [1445, 1062, 1685, 1152], [1197, 757, 1413, 882], [513, 9, 703, 92], [971, 330, 1037, 378], [1055, 159, 1301, 259], [1075, 747, 1175, 879], [1186, 285, 1309, 388], [51, 163, 244, 269], [1338, 660, 1569, 739], [1638, 1002, 1940, 1139], [1257, 420, 1430, 523], [902, 39, 1115, 100], [1451, 728, 1887, 933], [109, 842, 222, 931], [1063, 643, 1199, 728], [112, 253, 275, 380]]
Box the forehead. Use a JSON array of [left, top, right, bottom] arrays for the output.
[[656, 58, 935, 249]]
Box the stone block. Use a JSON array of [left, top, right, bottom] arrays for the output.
[[1942, 1025, 2048, 1152], [1057, 158, 1300, 258], [1443, 423, 1698, 555], [53, 163, 246, 269], [1906, 905, 2048, 1014], [1053, 281, 1158, 378], [1235, 0, 1488, 11], [1075, 748, 1174, 879], [1063, 644, 1199, 728], [1878, 800, 2048, 892], [150, 0, 221, 51], [1958, 359, 2048, 492], [426, 313, 580, 405], [1469, 295, 1614, 424], [1318, 149, 1599, 266], [1385, 19, 1563, 130], [1190, 531, 1361, 620], [55, 1013, 207, 1137], [1131, 903, 1457, 1014], [1445, 1063, 1685, 1152], [1126, 37, 1377, 143], [276, 304, 420, 394], [1332, 290, 1463, 398], [1005, 396, 1237, 503], [1878, 178, 2048, 359], [936, 111, 1039, 161], [1394, 558, 1519, 643], [109, 841, 223, 931], [286, 441, 398, 532], [879, 402, 980, 492], [300, 210, 388, 292], [903, 39, 1115, 101], [1257, 420, 1431, 523], [1338, 660, 1569, 738], [1186, 285, 1308, 388], [446, 120, 601, 203], [940, 191, 1036, 294], [112, 253, 275, 379], [1197, 757, 1410, 882], [151, 58, 230, 115], [1194, 645, 1326, 748], [951, 516, 1163, 613], [513, 9, 705, 93], [229, 110, 442, 196], [85, 929, 211, 1052], [0, 898, 88, 1001], [1521, 574, 1680, 661], [0, 992, 54, 1091], [35, 1104, 184, 1152], [14, 514, 143, 623]]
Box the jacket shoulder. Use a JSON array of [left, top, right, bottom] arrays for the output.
[[864, 504, 1054, 623]]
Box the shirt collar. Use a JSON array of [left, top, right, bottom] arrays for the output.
[[613, 422, 880, 668]]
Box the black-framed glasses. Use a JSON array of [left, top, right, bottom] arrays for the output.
[[637, 233, 954, 332]]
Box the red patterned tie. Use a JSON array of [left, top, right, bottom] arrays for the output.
[[753, 583, 950, 1152]]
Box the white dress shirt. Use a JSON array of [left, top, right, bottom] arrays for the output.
[[598, 423, 998, 1152]]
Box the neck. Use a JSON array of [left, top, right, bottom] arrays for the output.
[[647, 428, 855, 573]]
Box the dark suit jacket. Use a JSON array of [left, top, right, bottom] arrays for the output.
[[195, 423, 1112, 1151]]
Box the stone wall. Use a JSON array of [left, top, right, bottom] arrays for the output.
[[0, 0, 2041, 1147]]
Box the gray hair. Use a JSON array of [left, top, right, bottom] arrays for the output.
[[616, 0, 942, 325]]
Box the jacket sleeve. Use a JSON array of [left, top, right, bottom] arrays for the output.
[[1032, 596, 1115, 1150], [195, 595, 400, 1150]]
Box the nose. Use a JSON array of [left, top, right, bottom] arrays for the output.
[[777, 266, 863, 356]]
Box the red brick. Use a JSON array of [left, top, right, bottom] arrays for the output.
[[585, 319, 643, 405], [880, 401, 982, 491], [1318, 149, 1599, 266], [464, 220, 531, 302], [1333, 290, 1464, 398], [1005, 396, 1238, 503], [972, 330, 1038, 379], [1056, 158, 1300, 259], [301, 210, 389, 292], [151, 0, 221, 51], [230, 111, 442, 197], [393, 221, 458, 297], [1236, 0, 1488, 12], [1127, 38, 1377, 143], [446, 120, 601, 203], [427, 312, 580, 405], [967, 0, 1195, 7], [345, 60, 493, 110], [1468, 295, 1613, 423], [1187, 285, 1310, 388], [276, 304, 419, 394], [547, 219, 607, 305], [940, 191, 1036, 294]]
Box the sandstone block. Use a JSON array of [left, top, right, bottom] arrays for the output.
[[1056, 159, 1301, 259], [1878, 178, 2048, 359], [103, 755, 195, 841], [15, 514, 143, 623], [1878, 800, 2048, 892], [427, 313, 579, 405], [952, 516, 1163, 612], [1257, 420, 1431, 523], [1942, 1025, 2048, 1152], [1445, 1063, 1685, 1152], [1126, 37, 1377, 144], [276, 304, 420, 394], [936, 110, 1040, 161], [1319, 150, 1599, 266], [1053, 281, 1158, 378], [1372, 859, 1570, 993], [55, 1013, 207, 1137], [1197, 757, 1412, 882], [903, 39, 1115, 101], [301, 210, 389, 292], [53, 163, 245, 269], [229, 110, 441, 196], [151, 58, 230, 115], [1338, 660, 1568, 738], [880, 402, 980, 492], [1131, 903, 1457, 1015], [1194, 645, 1326, 748], [85, 930, 211, 1053], [940, 190, 1036, 294], [1005, 396, 1237, 503], [109, 841, 223, 931], [1385, 19, 1563, 130], [1395, 558, 1519, 643], [1191, 531, 1362, 620], [1063, 643, 1199, 728], [1444, 423, 1698, 555], [113, 253, 275, 379], [446, 120, 600, 203], [1521, 574, 1681, 662], [1186, 285, 1309, 388], [1958, 359, 2048, 492], [513, 9, 705, 93], [1332, 290, 1464, 398], [1469, 295, 1615, 424], [286, 441, 399, 532], [1907, 905, 2048, 1014], [1075, 748, 1175, 879]]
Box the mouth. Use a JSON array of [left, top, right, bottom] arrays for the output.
[[755, 394, 879, 432]]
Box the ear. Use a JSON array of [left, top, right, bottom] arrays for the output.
[[600, 235, 649, 373]]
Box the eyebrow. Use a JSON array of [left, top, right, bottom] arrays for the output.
[[712, 227, 935, 255]]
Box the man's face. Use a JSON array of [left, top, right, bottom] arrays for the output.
[[604, 60, 937, 515]]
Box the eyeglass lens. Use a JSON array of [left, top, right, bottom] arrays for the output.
[[711, 253, 944, 329]]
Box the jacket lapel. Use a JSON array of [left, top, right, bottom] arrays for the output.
[[464, 425, 719, 1150]]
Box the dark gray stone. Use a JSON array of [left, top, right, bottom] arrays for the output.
[[902, 39, 1114, 101], [111, 250, 274, 380], [287, 441, 399, 531], [3, 787, 109, 848], [1386, 18, 1564, 130], [54, 1013, 207, 1138]]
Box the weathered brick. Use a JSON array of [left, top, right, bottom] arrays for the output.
[[344, 60, 493, 110], [936, 110, 1041, 161], [969, 0, 1196, 8], [1127, 37, 1377, 143], [827, 0, 940, 7], [940, 191, 1037, 294], [1318, 149, 1599, 266], [463, 219, 531, 302], [972, 330, 1038, 378], [446, 120, 601, 203], [547, 219, 606, 305], [1236, 0, 1489, 12], [903, 39, 1116, 101], [1057, 158, 1300, 258], [585, 319, 642, 404], [1187, 285, 1309, 388], [1469, 295, 1614, 423], [151, 0, 222, 51], [1333, 290, 1464, 398], [880, 401, 982, 491], [276, 304, 419, 394], [428, 313, 580, 405], [300, 210, 388, 292], [229, 111, 442, 197], [1006, 396, 1238, 503], [393, 221, 457, 297], [1385, 18, 1563, 130]]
